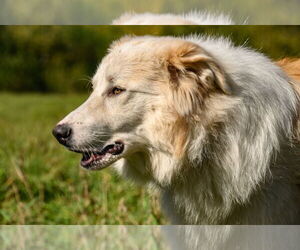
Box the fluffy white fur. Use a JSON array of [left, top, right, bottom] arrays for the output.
[[55, 35, 300, 232], [112, 11, 234, 25]]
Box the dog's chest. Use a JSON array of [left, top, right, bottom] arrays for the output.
[[160, 187, 225, 225]]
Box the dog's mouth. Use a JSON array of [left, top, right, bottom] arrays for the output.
[[75, 141, 124, 170]]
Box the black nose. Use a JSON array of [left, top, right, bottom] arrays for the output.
[[52, 124, 72, 145]]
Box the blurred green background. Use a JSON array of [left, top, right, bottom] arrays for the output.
[[1, 0, 300, 24], [1, 26, 300, 93], [0, 26, 299, 224]]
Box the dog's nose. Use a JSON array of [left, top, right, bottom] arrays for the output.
[[52, 124, 72, 145]]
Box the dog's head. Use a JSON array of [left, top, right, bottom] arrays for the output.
[[53, 36, 232, 182]]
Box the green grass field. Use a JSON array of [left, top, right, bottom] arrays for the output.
[[0, 93, 164, 225]]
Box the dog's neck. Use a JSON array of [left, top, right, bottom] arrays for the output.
[[147, 119, 289, 224], [149, 149, 234, 224]]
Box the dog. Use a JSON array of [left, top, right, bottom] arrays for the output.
[[112, 12, 300, 138], [53, 34, 300, 227]]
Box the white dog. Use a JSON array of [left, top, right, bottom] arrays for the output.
[[53, 35, 300, 227]]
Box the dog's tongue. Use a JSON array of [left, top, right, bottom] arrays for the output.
[[81, 153, 98, 167], [80, 142, 124, 167]]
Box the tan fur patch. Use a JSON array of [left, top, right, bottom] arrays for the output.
[[277, 58, 300, 141], [163, 40, 231, 117], [171, 115, 189, 158], [277, 58, 300, 93]]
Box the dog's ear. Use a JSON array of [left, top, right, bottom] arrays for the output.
[[166, 41, 232, 116]]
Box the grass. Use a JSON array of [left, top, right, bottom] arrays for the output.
[[0, 226, 166, 249], [0, 93, 165, 225]]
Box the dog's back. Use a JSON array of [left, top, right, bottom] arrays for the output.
[[277, 59, 300, 141], [277, 58, 300, 89]]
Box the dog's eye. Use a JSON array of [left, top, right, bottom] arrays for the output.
[[108, 87, 125, 96]]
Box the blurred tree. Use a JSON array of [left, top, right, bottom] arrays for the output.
[[0, 26, 299, 93]]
